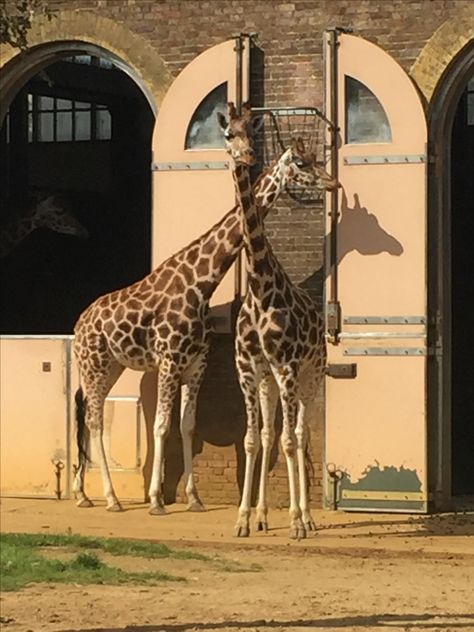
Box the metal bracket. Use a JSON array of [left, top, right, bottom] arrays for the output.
[[343, 347, 426, 356], [344, 316, 426, 325], [327, 300, 342, 342], [326, 363, 357, 378], [343, 154, 426, 165], [152, 161, 230, 172]]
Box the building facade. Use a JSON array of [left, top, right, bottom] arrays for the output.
[[1, 0, 473, 512]]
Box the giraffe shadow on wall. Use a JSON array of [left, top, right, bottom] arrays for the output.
[[300, 190, 403, 303], [140, 190, 403, 505]]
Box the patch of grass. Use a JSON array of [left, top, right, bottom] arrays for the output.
[[0, 537, 184, 592], [2, 532, 207, 560], [0, 533, 260, 591]]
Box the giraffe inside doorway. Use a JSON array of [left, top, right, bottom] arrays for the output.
[[0, 49, 154, 335]]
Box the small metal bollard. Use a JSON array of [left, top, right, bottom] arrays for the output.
[[326, 462, 343, 510], [52, 460, 65, 500]]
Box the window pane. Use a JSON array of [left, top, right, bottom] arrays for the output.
[[38, 96, 54, 111], [74, 55, 92, 65], [96, 108, 111, 140], [345, 76, 391, 144], [28, 112, 33, 142], [27, 93, 33, 111], [75, 110, 91, 140], [57, 111, 73, 141], [57, 98, 72, 111], [99, 58, 114, 70], [75, 100, 90, 111], [38, 112, 54, 141], [185, 82, 227, 149]]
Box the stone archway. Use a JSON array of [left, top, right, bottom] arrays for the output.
[[414, 8, 474, 511], [410, 5, 474, 105], [0, 9, 173, 122]]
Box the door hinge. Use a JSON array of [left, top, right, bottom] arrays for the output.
[[327, 300, 342, 342]]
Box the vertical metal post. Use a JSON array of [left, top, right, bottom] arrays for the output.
[[233, 34, 245, 299], [326, 28, 342, 342]]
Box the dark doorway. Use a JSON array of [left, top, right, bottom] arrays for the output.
[[451, 74, 474, 496], [0, 54, 154, 334]]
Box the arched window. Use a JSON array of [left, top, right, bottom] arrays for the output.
[[185, 82, 227, 149], [345, 76, 391, 144]]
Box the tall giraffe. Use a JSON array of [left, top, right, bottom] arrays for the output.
[[73, 141, 336, 513], [0, 194, 88, 258], [218, 103, 339, 539]]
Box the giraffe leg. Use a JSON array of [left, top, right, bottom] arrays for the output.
[[73, 458, 93, 508], [296, 398, 317, 532], [255, 372, 278, 533], [89, 419, 123, 512], [73, 359, 124, 510], [180, 353, 208, 512], [274, 368, 306, 540], [234, 355, 261, 538], [148, 361, 180, 516]]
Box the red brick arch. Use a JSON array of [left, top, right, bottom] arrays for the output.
[[0, 9, 172, 122], [410, 6, 474, 104]]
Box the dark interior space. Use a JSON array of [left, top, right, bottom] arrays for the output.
[[451, 73, 474, 496], [0, 55, 154, 334]]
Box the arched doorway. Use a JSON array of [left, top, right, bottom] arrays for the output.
[[428, 39, 474, 508], [0, 43, 156, 334]]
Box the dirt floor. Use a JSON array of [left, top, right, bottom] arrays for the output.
[[1, 498, 473, 632]]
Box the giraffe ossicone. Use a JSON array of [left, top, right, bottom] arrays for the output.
[[219, 101, 339, 539], [72, 116, 334, 515]]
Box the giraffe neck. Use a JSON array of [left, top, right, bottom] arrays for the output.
[[152, 155, 293, 301], [0, 212, 37, 258], [233, 163, 275, 292]]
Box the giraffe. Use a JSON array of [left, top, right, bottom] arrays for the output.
[[0, 194, 89, 258], [217, 102, 339, 539], [72, 139, 337, 514]]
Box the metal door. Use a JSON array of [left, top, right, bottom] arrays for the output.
[[151, 36, 250, 332], [324, 31, 428, 512], [0, 336, 71, 498]]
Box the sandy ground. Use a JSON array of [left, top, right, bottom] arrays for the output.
[[1, 498, 473, 632]]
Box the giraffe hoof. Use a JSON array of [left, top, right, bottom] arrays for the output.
[[187, 501, 206, 512], [256, 520, 268, 533], [304, 520, 317, 532], [149, 505, 167, 516], [234, 525, 250, 538], [76, 498, 94, 508], [106, 502, 123, 512], [289, 526, 307, 540]]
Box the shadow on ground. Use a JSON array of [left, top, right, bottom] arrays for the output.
[[316, 513, 474, 538], [61, 612, 474, 632]]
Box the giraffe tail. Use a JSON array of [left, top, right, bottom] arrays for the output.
[[75, 387, 90, 463], [304, 437, 315, 493]]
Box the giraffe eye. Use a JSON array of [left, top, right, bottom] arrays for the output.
[[224, 130, 235, 140], [294, 159, 306, 168]]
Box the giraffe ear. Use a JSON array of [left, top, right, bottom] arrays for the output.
[[294, 137, 306, 154], [217, 111, 228, 130], [227, 102, 238, 119], [250, 114, 264, 135]]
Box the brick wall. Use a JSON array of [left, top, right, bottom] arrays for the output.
[[20, 0, 472, 508]]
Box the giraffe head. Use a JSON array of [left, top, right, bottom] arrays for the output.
[[285, 138, 340, 192], [217, 102, 263, 166], [33, 195, 89, 239]]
